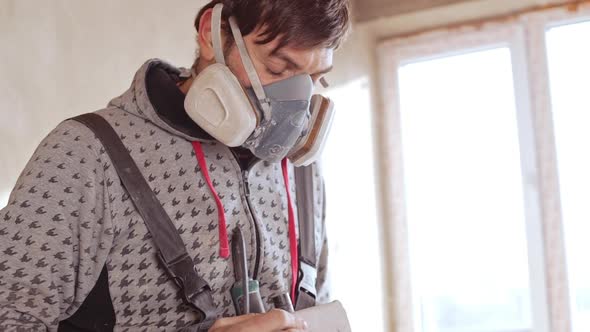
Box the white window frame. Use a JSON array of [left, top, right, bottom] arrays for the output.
[[525, 5, 590, 332], [376, 2, 590, 331]]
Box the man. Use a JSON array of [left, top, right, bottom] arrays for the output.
[[0, 0, 350, 331]]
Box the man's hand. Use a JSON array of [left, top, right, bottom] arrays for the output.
[[209, 309, 308, 332]]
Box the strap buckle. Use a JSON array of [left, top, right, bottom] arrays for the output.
[[158, 253, 217, 319], [296, 260, 317, 310]]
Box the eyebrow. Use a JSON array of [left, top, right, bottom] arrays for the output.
[[272, 50, 333, 76]]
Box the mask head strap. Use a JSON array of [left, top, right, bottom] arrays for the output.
[[227, 17, 272, 118], [212, 3, 226, 65], [211, 3, 272, 118]]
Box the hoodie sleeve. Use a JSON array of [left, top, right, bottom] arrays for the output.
[[0, 120, 114, 331]]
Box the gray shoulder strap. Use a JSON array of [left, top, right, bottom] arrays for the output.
[[295, 165, 317, 266], [294, 164, 318, 310], [71, 113, 217, 327]]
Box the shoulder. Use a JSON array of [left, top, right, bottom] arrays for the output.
[[26, 109, 127, 178], [41, 108, 130, 157]]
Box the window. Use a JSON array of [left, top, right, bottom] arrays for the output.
[[399, 48, 532, 332], [378, 4, 590, 331], [546, 20, 590, 332]]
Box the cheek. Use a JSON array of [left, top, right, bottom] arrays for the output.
[[224, 41, 278, 87], [225, 46, 252, 87]]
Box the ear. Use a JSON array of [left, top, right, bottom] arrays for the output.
[[197, 8, 216, 62]]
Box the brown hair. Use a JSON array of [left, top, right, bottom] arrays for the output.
[[194, 0, 351, 52]]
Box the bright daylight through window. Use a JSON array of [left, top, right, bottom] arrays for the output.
[[398, 48, 533, 332], [546, 19, 590, 332]]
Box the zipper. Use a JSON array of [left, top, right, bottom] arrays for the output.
[[241, 169, 263, 280], [230, 150, 264, 280]]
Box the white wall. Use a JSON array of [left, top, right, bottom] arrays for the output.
[[0, 0, 206, 206]]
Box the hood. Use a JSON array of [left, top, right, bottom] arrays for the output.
[[108, 58, 214, 142]]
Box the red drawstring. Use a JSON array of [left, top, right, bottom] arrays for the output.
[[190, 143, 297, 296], [281, 158, 299, 302], [192, 142, 230, 259]]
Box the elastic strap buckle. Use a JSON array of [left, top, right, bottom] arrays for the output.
[[158, 253, 217, 320], [296, 261, 317, 310]]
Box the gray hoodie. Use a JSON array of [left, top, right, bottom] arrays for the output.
[[0, 59, 329, 331]]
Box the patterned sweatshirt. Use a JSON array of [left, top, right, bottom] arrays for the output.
[[0, 59, 329, 331]]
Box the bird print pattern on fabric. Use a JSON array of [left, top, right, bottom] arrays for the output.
[[0, 59, 329, 331]]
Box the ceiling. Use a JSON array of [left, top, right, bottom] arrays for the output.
[[352, 0, 479, 22]]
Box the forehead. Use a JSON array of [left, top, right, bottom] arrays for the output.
[[277, 46, 334, 71], [250, 31, 334, 71]]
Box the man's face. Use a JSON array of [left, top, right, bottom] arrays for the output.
[[224, 25, 334, 89]]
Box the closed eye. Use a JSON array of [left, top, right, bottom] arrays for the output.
[[266, 68, 284, 77]]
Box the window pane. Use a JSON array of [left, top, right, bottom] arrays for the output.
[[398, 48, 533, 332], [546, 20, 590, 332]]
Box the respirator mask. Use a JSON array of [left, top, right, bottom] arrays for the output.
[[184, 3, 335, 166]]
